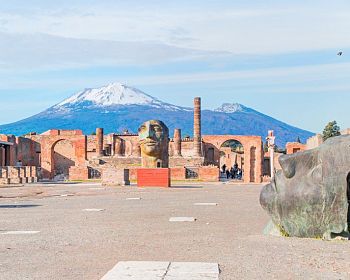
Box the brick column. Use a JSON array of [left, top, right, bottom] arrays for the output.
[[96, 128, 104, 157], [110, 134, 116, 156], [0, 146, 4, 166], [114, 137, 123, 156], [8, 135, 16, 166], [173, 129, 182, 156], [193, 97, 202, 157]]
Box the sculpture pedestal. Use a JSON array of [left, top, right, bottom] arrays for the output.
[[137, 168, 171, 188]]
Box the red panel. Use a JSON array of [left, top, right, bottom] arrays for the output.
[[137, 168, 171, 187]]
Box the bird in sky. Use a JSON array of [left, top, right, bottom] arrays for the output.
[[337, 51, 343, 56]]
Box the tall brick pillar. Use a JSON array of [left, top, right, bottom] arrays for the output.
[[114, 138, 123, 156], [0, 146, 4, 166], [110, 134, 116, 156], [173, 129, 182, 156], [193, 97, 202, 157], [96, 128, 104, 157], [8, 135, 16, 166]]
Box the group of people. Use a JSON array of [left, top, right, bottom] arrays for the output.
[[221, 163, 242, 180]]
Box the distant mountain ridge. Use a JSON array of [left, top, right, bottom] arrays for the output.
[[0, 83, 313, 147]]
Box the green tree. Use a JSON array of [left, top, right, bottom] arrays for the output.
[[91, 131, 96, 135], [322, 121, 340, 141], [263, 141, 268, 152]]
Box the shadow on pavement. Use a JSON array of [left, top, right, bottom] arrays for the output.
[[0, 204, 42, 208]]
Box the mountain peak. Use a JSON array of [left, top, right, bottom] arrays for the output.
[[214, 103, 245, 113], [57, 82, 162, 107]]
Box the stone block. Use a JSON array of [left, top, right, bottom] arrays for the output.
[[170, 167, 186, 180], [0, 167, 8, 178], [19, 167, 26, 178], [68, 166, 89, 181], [0, 178, 10, 185], [8, 167, 20, 179], [25, 166, 32, 177], [102, 167, 130, 186], [137, 168, 171, 187], [198, 166, 220, 181], [9, 178, 22, 184]]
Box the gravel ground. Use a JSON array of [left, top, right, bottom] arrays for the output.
[[0, 182, 349, 280]]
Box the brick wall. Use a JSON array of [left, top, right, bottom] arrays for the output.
[[170, 167, 186, 180], [198, 166, 220, 181], [286, 142, 306, 155], [69, 166, 89, 181]]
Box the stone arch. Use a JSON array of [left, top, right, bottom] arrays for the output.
[[219, 139, 244, 181], [202, 135, 263, 183], [52, 139, 75, 179], [40, 133, 87, 179]]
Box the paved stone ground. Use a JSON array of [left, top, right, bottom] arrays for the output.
[[0, 182, 350, 280]]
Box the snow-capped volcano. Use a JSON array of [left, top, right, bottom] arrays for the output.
[[214, 103, 245, 113], [56, 82, 175, 109], [0, 82, 313, 146]]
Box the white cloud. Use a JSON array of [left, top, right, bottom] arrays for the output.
[[0, 32, 218, 71], [1, 61, 349, 93], [1, 2, 350, 54]]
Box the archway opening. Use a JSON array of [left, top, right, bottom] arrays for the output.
[[219, 139, 244, 181], [52, 139, 76, 180]]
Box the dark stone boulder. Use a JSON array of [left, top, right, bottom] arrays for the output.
[[260, 135, 350, 239]]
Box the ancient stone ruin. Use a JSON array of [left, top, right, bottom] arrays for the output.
[[260, 134, 350, 239], [0, 97, 266, 185]]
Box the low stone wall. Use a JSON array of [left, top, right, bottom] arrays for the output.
[[169, 157, 204, 167], [198, 166, 220, 182], [170, 167, 186, 180], [69, 166, 89, 181], [101, 167, 130, 186], [0, 166, 38, 184]]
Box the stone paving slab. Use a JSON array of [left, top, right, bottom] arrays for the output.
[[0, 231, 40, 235], [169, 217, 197, 222], [101, 261, 169, 280], [165, 262, 219, 280], [193, 203, 218, 206], [100, 261, 219, 280]]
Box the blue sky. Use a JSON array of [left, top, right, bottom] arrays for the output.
[[0, 0, 350, 133]]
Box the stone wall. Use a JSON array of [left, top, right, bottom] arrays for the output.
[[286, 142, 306, 154], [306, 134, 323, 150], [101, 167, 130, 186], [0, 166, 38, 185], [198, 166, 220, 181], [1, 129, 264, 184], [341, 128, 350, 135], [68, 166, 89, 181], [170, 167, 186, 180]]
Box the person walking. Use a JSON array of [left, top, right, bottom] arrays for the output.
[[226, 169, 230, 179], [222, 164, 226, 173]]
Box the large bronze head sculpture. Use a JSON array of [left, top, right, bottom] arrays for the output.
[[260, 135, 350, 238], [138, 120, 169, 168]]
